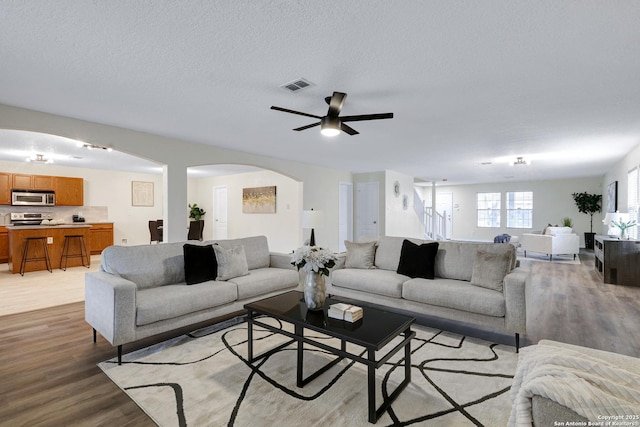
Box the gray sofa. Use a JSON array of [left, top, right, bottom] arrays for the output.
[[85, 236, 299, 363], [328, 236, 529, 349]]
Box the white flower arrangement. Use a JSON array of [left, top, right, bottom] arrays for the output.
[[291, 246, 337, 276]]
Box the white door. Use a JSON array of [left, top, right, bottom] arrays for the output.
[[436, 192, 453, 240], [356, 182, 379, 242], [213, 186, 228, 240], [338, 182, 353, 252]]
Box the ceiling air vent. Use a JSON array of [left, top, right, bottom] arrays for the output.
[[280, 78, 314, 93]]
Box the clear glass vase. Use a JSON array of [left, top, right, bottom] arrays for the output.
[[304, 271, 326, 311]]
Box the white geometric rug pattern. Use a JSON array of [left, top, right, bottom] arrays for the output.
[[99, 316, 518, 426]]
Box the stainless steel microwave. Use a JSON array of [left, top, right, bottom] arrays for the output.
[[11, 190, 55, 206]]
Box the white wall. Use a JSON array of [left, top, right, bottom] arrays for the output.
[[603, 143, 640, 214], [436, 177, 603, 246], [0, 160, 163, 246], [384, 170, 423, 238], [188, 170, 303, 253]]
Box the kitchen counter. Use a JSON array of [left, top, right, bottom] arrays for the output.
[[5, 224, 92, 230], [7, 225, 92, 274]]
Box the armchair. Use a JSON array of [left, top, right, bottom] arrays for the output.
[[520, 227, 579, 261]]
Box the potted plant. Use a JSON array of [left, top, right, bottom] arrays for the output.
[[561, 217, 573, 228], [571, 192, 602, 249], [189, 203, 206, 221], [291, 246, 337, 311], [188, 203, 206, 240]]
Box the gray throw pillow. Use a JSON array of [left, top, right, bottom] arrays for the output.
[[213, 244, 249, 280], [345, 240, 376, 269], [470, 250, 512, 292]]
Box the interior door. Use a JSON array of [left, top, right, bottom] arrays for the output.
[[213, 186, 228, 240], [356, 181, 379, 242], [436, 192, 453, 240], [338, 182, 353, 252]]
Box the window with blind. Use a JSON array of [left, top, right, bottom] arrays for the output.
[[506, 191, 533, 228], [628, 167, 639, 239], [477, 192, 501, 227]]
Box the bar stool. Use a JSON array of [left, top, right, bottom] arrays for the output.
[[60, 234, 90, 271], [20, 237, 53, 276]]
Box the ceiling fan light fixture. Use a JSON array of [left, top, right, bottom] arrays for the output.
[[320, 116, 340, 137]]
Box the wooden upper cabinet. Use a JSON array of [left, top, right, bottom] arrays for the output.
[[32, 175, 54, 190], [54, 177, 84, 206], [0, 173, 10, 205], [10, 174, 54, 191], [12, 174, 33, 189]]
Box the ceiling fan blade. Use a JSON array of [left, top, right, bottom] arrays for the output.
[[270, 106, 322, 120], [340, 123, 359, 135], [293, 122, 320, 131], [326, 92, 347, 117], [340, 113, 394, 122]]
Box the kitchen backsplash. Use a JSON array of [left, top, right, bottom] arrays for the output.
[[0, 206, 109, 225]]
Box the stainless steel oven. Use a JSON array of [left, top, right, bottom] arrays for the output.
[[11, 190, 55, 206]]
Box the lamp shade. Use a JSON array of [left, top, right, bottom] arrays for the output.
[[301, 210, 322, 228]]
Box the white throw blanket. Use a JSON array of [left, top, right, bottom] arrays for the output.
[[509, 344, 640, 426]]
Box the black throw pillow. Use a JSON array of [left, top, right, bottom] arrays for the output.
[[183, 244, 218, 285], [396, 240, 439, 279]]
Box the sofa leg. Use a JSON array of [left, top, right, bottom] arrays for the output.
[[118, 345, 122, 365], [524, 250, 527, 258], [515, 333, 520, 353], [574, 254, 577, 260], [93, 328, 97, 343]]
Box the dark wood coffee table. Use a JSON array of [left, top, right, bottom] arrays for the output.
[[244, 291, 415, 423]]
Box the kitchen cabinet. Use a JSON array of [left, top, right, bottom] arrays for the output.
[[89, 223, 114, 254], [7, 225, 91, 273], [54, 177, 84, 206], [0, 173, 10, 205], [11, 174, 53, 190], [0, 226, 8, 263], [0, 173, 84, 205], [12, 174, 33, 189], [33, 175, 54, 190]]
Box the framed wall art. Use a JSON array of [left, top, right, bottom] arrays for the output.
[[606, 181, 618, 213], [131, 181, 154, 207], [242, 186, 276, 213]]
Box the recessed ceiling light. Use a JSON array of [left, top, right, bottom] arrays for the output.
[[480, 161, 492, 165]]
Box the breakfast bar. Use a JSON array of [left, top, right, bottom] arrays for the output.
[[7, 225, 91, 274]]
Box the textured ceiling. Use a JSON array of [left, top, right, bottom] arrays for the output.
[[1, 1, 639, 183]]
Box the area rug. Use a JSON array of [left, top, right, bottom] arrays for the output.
[[99, 316, 518, 426]]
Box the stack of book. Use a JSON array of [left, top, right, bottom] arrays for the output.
[[328, 303, 363, 322]]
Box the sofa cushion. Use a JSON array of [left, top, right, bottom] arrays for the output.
[[402, 278, 506, 317], [228, 268, 299, 299], [375, 236, 427, 271], [136, 281, 238, 326], [101, 241, 187, 290], [470, 250, 512, 292], [213, 236, 270, 270], [397, 240, 439, 279], [214, 245, 249, 280], [331, 268, 408, 298], [183, 244, 218, 285], [434, 241, 516, 281], [344, 240, 376, 269]]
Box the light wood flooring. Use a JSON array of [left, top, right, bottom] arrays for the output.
[[0, 250, 638, 426]]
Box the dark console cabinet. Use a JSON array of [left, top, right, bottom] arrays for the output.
[[594, 235, 640, 287]]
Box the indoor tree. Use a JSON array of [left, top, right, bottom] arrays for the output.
[[571, 192, 601, 249]]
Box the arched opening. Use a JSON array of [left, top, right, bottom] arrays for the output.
[[187, 164, 303, 253]]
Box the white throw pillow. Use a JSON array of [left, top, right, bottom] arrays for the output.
[[213, 245, 249, 281], [344, 240, 376, 269]]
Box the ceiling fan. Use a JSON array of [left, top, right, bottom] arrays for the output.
[[270, 91, 394, 136]]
